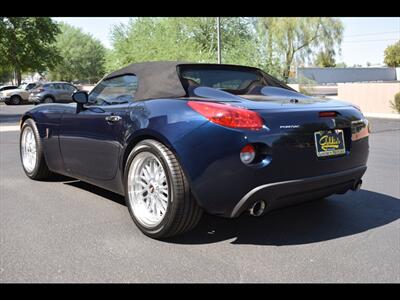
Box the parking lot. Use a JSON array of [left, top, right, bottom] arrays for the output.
[[0, 103, 399, 283]]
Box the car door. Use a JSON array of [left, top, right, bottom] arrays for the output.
[[59, 74, 138, 181], [21, 83, 37, 100], [48, 83, 62, 101], [61, 83, 77, 102]]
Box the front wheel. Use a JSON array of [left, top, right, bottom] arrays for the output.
[[9, 95, 22, 105], [20, 119, 54, 180], [124, 139, 202, 239]]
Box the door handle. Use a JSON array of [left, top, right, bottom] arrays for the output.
[[105, 115, 122, 123]]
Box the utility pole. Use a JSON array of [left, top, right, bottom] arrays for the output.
[[217, 17, 221, 64]]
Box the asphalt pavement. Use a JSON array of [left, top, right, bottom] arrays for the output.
[[0, 103, 399, 283]]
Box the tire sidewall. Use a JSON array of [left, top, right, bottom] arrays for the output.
[[20, 120, 41, 178], [124, 141, 180, 237], [43, 97, 53, 103], [11, 95, 21, 105]]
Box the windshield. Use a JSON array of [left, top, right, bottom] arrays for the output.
[[18, 83, 35, 90]]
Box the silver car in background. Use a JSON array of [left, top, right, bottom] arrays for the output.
[[0, 82, 39, 105]]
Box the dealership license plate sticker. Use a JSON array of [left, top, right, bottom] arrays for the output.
[[314, 129, 346, 157]]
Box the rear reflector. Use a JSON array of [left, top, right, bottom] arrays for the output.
[[319, 111, 337, 117], [187, 101, 263, 130], [240, 144, 256, 164]]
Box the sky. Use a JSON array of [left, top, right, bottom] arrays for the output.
[[52, 17, 400, 67]]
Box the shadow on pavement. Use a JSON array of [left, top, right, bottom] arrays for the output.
[[64, 180, 126, 206], [60, 179, 400, 246], [0, 103, 34, 124], [0, 114, 24, 124], [167, 189, 400, 246]]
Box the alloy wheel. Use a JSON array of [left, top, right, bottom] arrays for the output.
[[127, 152, 169, 227], [21, 126, 37, 173]]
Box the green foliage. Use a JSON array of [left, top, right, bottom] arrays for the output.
[[335, 62, 347, 68], [314, 49, 336, 67], [0, 17, 60, 85], [384, 40, 400, 67], [49, 23, 106, 83], [106, 17, 261, 73], [390, 92, 400, 113], [0, 64, 14, 84], [296, 75, 317, 95], [258, 17, 343, 82]]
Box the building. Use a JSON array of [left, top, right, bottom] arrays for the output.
[[296, 67, 399, 84]]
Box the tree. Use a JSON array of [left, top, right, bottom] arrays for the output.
[[258, 17, 343, 82], [0, 64, 14, 84], [106, 17, 209, 72], [106, 17, 259, 72], [384, 40, 400, 67], [49, 23, 106, 83], [0, 17, 60, 85], [314, 49, 336, 67]]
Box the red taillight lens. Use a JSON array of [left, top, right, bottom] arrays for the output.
[[187, 101, 263, 130], [319, 111, 337, 117], [32, 88, 44, 93]]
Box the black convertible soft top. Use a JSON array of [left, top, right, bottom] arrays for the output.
[[103, 61, 293, 100]]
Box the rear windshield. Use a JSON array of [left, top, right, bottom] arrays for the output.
[[179, 65, 266, 94]]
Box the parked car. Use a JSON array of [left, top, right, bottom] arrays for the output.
[[0, 82, 38, 105], [0, 85, 18, 92], [28, 82, 78, 104], [19, 61, 369, 239]]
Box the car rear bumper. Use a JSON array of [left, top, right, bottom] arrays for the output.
[[230, 165, 367, 217], [28, 95, 42, 103]]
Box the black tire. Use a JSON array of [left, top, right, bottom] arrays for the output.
[[9, 95, 22, 105], [43, 97, 54, 104], [124, 139, 203, 239], [20, 118, 54, 180]]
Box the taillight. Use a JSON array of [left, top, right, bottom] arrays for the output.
[[32, 88, 44, 93], [187, 101, 263, 130]]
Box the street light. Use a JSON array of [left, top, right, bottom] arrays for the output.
[[217, 17, 221, 64]]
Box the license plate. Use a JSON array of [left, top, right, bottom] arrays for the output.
[[314, 129, 346, 157]]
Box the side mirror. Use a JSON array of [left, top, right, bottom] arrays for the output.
[[73, 91, 88, 113], [72, 90, 88, 104]]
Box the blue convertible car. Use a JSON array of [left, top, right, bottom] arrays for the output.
[[19, 61, 369, 239]]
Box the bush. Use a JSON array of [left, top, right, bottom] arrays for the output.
[[390, 92, 400, 113]]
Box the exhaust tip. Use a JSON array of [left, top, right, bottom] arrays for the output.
[[352, 180, 362, 191], [249, 200, 266, 217]]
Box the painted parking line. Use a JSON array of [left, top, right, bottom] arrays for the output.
[[0, 125, 20, 132]]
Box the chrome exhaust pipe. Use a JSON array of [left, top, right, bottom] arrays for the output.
[[352, 180, 362, 191], [249, 200, 266, 217]]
